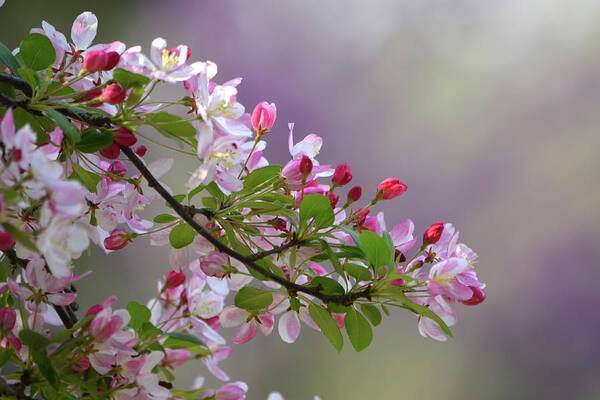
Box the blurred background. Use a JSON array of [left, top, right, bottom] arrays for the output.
[[2, 0, 600, 398]]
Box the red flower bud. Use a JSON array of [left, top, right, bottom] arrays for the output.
[[113, 127, 137, 147], [328, 191, 340, 208], [104, 228, 131, 250], [0, 232, 15, 251], [251, 101, 277, 134], [103, 51, 120, 70], [347, 185, 362, 202], [0, 307, 16, 331], [461, 286, 486, 306], [102, 84, 127, 105], [271, 217, 288, 232], [376, 178, 407, 200], [166, 269, 186, 288], [423, 221, 444, 244], [73, 356, 90, 372], [84, 88, 103, 107], [107, 161, 127, 179], [332, 163, 352, 186], [99, 143, 120, 159], [83, 50, 107, 72], [299, 155, 313, 176], [135, 145, 147, 157]]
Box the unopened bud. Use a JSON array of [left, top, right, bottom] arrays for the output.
[[84, 88, 103, 107], [113, 127, 137, 147], [83, 50, 107, 72], [0, 232, 15, 251], [328, 191, 340, 208], [104, 228, 131, 250], [423, 221, 444, 244], [0, 307, 16, 331], [103, 51, 120, 70], [347, 186, 362, 202], [102, 84, 126, 105], [135, 145, 147, 157], [166, 269, 186, 288], [299, 155, 313, 177], [251, 101, 277, 134], [99, 143, 120, 159], [376, 178, 407, 200], [332, 163, 352, 186]]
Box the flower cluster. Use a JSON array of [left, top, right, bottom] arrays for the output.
[[0, 10, 485, 399]]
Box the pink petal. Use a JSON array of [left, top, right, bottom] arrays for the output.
[[278, 311, 301, 343], [71, 12, 97, 50], [232, 322, 257, 344]]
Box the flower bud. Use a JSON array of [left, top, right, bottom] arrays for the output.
[[99, 143, 120, 159], [166, 269, 186, 288], [113, 127, 137, 147], [461, 286, 486, 306], [199, 252, 229, 278], [332, 163, 352, 186], [299, 155, 313, 177], [328, 191, 340, 208], [423, 221, 444, 244], [251, 101, 277, 134], [84, 88, 103, 107], [101, 84, 126, 105], [376, 178, 407, 200], [83, 50, 107, 72], [0, 307, 16, 331], [103, 51, 120, 70], [0, 231, 15, 251], [347, 185, 362, 202], [107, 161, 127, 179], [104, 228, 131, 250], [73, 356, 90, 372], [135, 145, 147, 157]]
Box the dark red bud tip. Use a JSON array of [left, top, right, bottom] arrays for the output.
[[0, 307, 17, 331], [103, 51, 120, 70], [376, 178, 407, 200], [423, 221, 444, 244], [328, 191, 340, 209], [166, 269, 186, 288], [332, 163, 352, 186], [99, 143, 121, 159], [84, 88, 103, 107], [83, 50, 108, 72], [135, 145, 147, 157], [461, 286, 486, 306], [299, 155, 313, 176], [104, 228, 131, 250], [102, 84, 127, 105], [0, 232, 15, 251], [114, 127, 137, 147], [347, 185, 362, 202]]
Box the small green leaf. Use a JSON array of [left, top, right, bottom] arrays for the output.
[[300, 193, 334, 230], [45, 108, 80, 143], [360, 230, 391, 274], [19, 329, 50, 350], [113, 68, 151, 89], [139, 322, 163, 342], [290, 297, 301, 312], [70, 163, 101, 192], [164, 332, 207, 349], [31, 348, 58, 388], [153, 214, 178, 224], [127, 302, 151, 332], [147, 112, 196, 137], [0, 42, 21, 75], [170, 389, 207, 399], [75, 128, 113, 153], [305, 276, 345, 296], [17, 67, 41, 89], [308, 302, 343, 352], [0, 348, 13, 370], [19, 33, 56, 70], [240, 165, 282, 194], [169, 223, 196, 249], [234, 286, 273, 312], [345, 307, 373, 352], [125, 85, 144, 108], [360, 304, 382, 326], [344, 263, 372, 282]]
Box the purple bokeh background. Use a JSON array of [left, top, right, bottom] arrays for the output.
[[2, 1, 599, 398]]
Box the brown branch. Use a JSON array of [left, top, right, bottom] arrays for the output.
[[119, 145, 371, 305], [249, 237, 303, 261]]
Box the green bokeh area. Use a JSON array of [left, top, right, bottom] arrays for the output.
[[2, 0, 599, 398]]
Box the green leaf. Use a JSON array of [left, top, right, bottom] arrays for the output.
[[0, 348, 13, 370], [345, 307, 373, 352], [75, 128, 113, 153], [240, 165, 282, 194], [70, 163, 101, 192], [31, 348, 58, 388], [0, 42, 21, 75], [19, 329, 50, 350], [147, 112, 196, 137], [19, 33, 56, 70], [169, 223, 196, 249], [360, 304, 382, 326], [382, 231, 396, 270], [1, 223, 36, 251], [318, 239, 344, 276], [13, 107, 45, 142], [113, 68, 151, 89], [344, 263, 372, 281], [359, 231, 391, 274], [50, 315, 94, 343], [339, 225, 362, 248], [300, 193, 334, 230], [46, 81, 75, 96], [170, 389, 207, 399], [140, 322, 163, 342], [17, 67, 41, 89], [308, 302, 343, 352], [45, 108, 80, 143], [153, 214, 178, 224], [234, 286, 273, 312], [290, 297, 301, 312], [125, 85, 144, 108], [164, 332, 207, 349], [305, 276, 345, 296], [127, 302, 151, 332]]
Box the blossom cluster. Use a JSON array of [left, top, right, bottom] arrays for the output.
[[0, 10, 485, 399]]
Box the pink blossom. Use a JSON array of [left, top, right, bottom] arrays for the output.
[[202, 346, 232, 381], [251, 101, 277, 134], [71, 11, 98, 50], [220, 305, 274, 344], [377, 178, 407, 200]]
